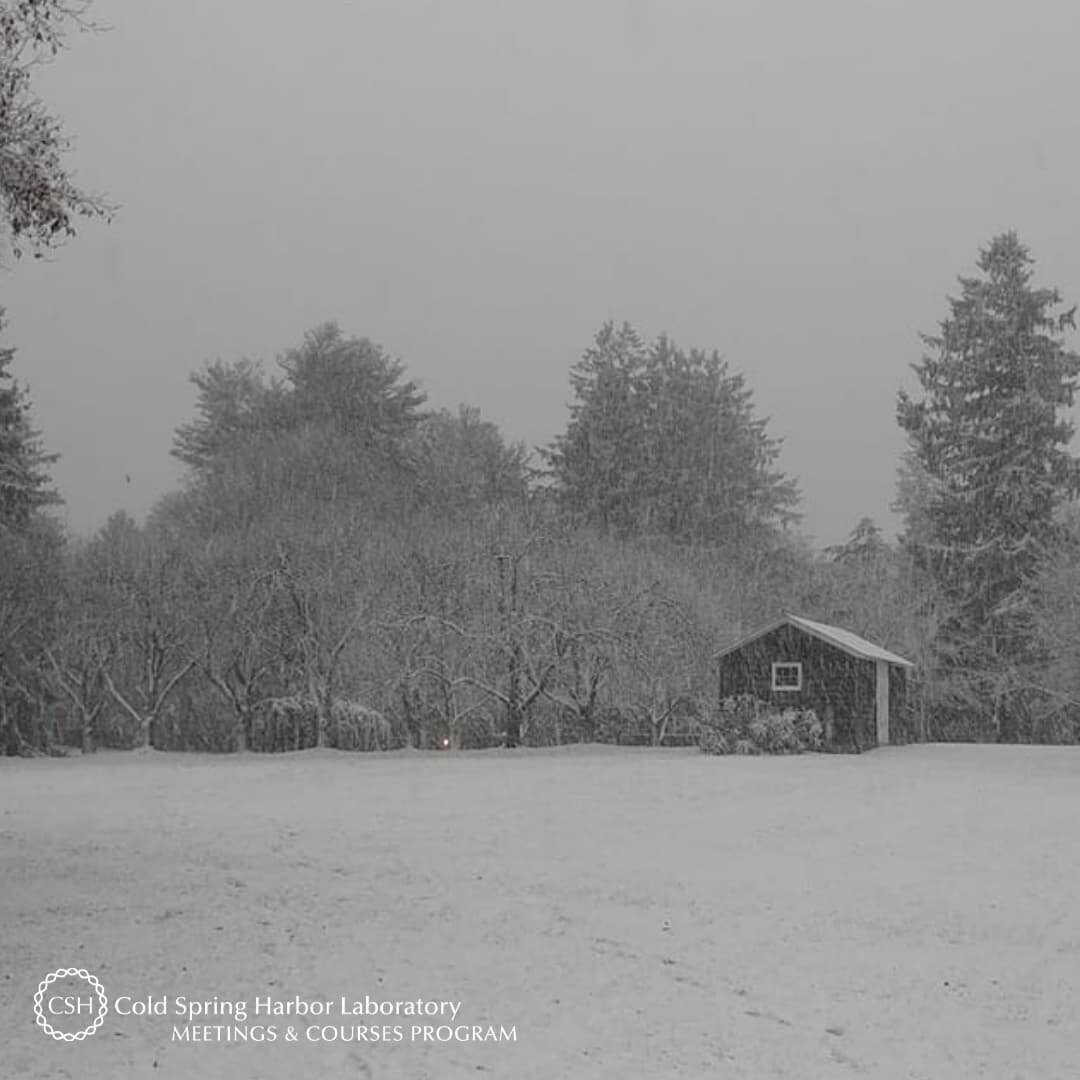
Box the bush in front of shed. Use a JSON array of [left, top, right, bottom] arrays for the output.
[[698, 694, 822, 755]]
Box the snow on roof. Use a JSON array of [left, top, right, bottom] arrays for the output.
[[713, 613, 915, 669]]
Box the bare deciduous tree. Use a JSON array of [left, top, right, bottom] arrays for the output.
[[89, 515, 197, 748], [197, 556, 292, 752]]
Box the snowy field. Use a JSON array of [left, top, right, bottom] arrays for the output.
[[2, 744, 1079, 1079]]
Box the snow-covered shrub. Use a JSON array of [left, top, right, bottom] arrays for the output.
[[328, 699, 392, 751], [253, 694, 318, 752], [698, 695, 823, 755], [698, 728, 730, 755], [793, 708, 823, 750], [251, 695, 392, 752], [750, 711, 801, 753]]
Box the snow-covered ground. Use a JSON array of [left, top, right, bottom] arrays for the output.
[[2, 744, 1078, 1079]]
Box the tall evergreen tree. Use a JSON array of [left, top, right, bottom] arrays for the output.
[[171, 358, 283, 476], [544, 321, 645, 533], [279, 322, 425, 447], [896, 232, 1080, 740], [546, 322, 798, 545], [0, 310, 62, 753], [0, 310, 59, 531], [410, 405, 531, 514], [825, 517, 889, 566], [171, 324, 429, 527]]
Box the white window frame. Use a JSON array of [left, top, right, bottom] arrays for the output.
[[771, 661, 802, 692]]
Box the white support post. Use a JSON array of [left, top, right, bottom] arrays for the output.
[[875, 660, 890, 746]]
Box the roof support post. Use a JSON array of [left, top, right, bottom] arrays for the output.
[[875, 660, 889, 746]]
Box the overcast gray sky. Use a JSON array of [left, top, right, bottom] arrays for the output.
[[6, 0, 1079, 546]]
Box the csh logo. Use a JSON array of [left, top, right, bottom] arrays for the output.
[[34, 969, 108, 1041]]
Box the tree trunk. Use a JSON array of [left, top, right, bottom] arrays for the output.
[[0, 697, 14, 755], [993, 681, 1011, 743], [582, 704, 595, 744], [234, 705, 248, 753], [80, 710, 95, 754], [504, 705, 521, 749], [307, 672, 328, 749], [400, 683, 422, 749], [505, 640, 523, 748], [499, 551, 522, 749]]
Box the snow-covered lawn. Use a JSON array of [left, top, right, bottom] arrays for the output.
[[2, 744, 1078, 1079]]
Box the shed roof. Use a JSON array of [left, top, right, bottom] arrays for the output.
[[713, 612, 915, 669]]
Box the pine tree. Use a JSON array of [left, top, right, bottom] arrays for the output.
[[0, 310, 59, 531], [546, 321, 798, 545], [0, 310, 62, 753], [896, 233, 1080, 740], [826, 517, 889, 566], [171, 358, 281, 475], [410, 405, 531, 514], [544, 321, 646, 533], [279, 322, 426, 446], [170, 325, 430, 531]]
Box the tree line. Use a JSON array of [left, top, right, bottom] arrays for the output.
[[2, 232, 1079, 754], [2, 6, 1077, 751]]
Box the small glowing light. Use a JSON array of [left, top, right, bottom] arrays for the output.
[[441, 738, 450, 749]]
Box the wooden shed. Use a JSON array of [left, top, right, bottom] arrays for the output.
[[713, 613, 914, 750]]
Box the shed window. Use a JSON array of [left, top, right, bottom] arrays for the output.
[[771, 662, 802, 692]]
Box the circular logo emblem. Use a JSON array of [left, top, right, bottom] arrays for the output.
[[34, 968, 108, 1041]]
